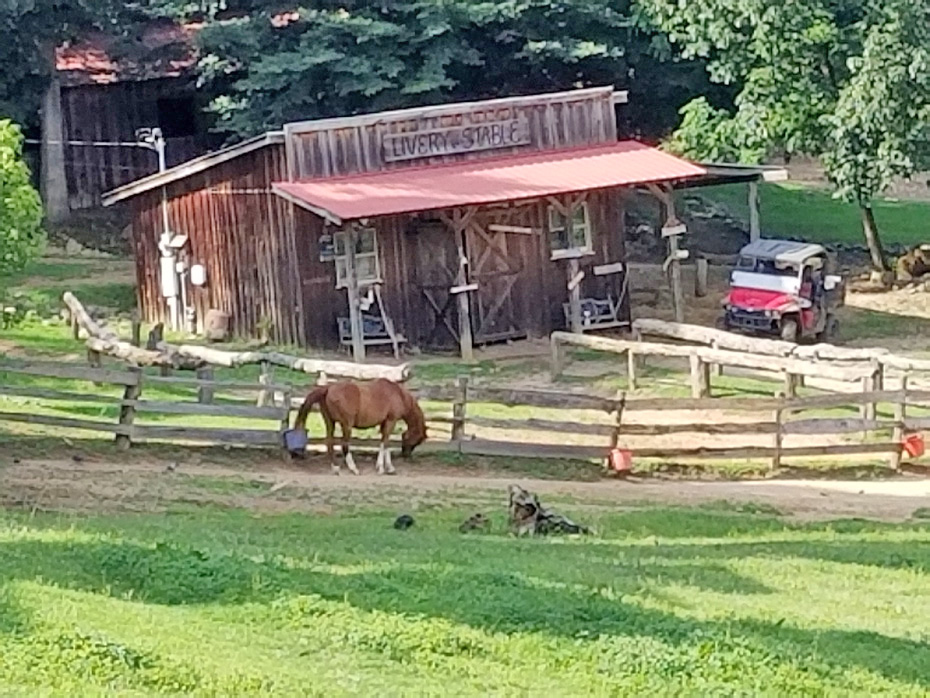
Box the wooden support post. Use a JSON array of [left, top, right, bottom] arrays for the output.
[[116, 369, 141, 450], [451, 376, 468, 445], [858, 376, 870, 421], [695, 258, 708, 298], [567, 257, 583, 333], [71, 311, 80, 340], [197, 365, 214, 404], [889, 376, 907, 471], [257, 361, 274, 407], [771, 407, 783, 470], [608, 392, 626, 469], [710, 340, 722, 377], [668, 233, 684, 323], [627, 349, 638, 391], [280, 387, 294, 461], [783, 372, 799, 398], [689, 354, 709, 398], [866, 360, 881, 420], [749, 181, 761, 242], [344, 225, 366, 363], [130, 310, 141, 347], [550, 336, 566, 379]]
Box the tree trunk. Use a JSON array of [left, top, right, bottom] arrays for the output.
[[40, 45, 69, 225], [861, 204, 887, 272]]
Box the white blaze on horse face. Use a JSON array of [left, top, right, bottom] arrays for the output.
[[345, 451, 360, 475]]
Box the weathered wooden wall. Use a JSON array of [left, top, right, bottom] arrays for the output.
[[62, 79, 206, 210], [284, 87, 617, 179], [130, 143, 304, 345]]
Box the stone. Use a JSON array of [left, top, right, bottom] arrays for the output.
[[64, 238, 84, 256]]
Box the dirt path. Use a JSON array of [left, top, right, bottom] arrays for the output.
[[1, 456, 927, 523]]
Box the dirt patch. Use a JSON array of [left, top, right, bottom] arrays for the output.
[[1, 455, 927, 523]]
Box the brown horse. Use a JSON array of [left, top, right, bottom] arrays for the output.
[[293, 378, 427, 475]]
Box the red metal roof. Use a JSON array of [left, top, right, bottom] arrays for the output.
[[272, 141, 706, 222]]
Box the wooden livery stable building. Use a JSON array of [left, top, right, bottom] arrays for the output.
[[103, 86, 781, 360]]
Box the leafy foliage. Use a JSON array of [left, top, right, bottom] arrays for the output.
[[0, 121, 44, 274], [640, 0, 930, 269], [181, 1, 719, 141]]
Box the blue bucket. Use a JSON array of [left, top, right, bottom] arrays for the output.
[[283, 428, 308, 453]]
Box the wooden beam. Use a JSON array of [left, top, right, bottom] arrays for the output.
[[567, 258, 583, 333], [344, 224, 366, 362]]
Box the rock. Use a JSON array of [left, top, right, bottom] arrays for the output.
[[393, 514, 415, 530], [459, 513, 491, 533], [64, 238, 84, 256]]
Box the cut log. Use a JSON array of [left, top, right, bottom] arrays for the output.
[[173, 346, 409, 382], [552, 332, 872, 382]]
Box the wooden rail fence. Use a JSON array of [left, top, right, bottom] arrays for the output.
[[0, 362, 925, 471]]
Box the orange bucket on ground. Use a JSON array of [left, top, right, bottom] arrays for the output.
[[609, 448, 633, 473], [903, 433, 925, 459]]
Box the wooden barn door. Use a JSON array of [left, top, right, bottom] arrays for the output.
[[411, 221, 461, 349], [466, 210, 531, 344]]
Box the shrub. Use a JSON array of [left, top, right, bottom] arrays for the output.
[[0, 120, 44, 275]]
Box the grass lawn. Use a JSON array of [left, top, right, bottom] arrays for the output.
[[0, 503, 928, 695], [702, 182, 930, 248]]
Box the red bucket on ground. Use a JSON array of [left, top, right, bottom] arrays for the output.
[[903, 433, 925, 459], [609, 448, 633, 473]]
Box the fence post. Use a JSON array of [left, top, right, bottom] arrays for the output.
[[783, 372, 799, 398], [771, 406, 783, 470], [197, 366, 215, 404], [858, 376, 870, 422], [689, 354, 710, 398], [889, 376, 907, 471], [257, 361, 273, 407], [116, 369, 142, 450], [550, 335, 566, 379], [694, 257, 708, 298], [865, 360, 881, 421], [280, 387, 294, 461], [608, 392, 626, 467], [87, 348, 102, 388], [451, 376, 468, 447], [627, 349, 637, 391], [710, 340, 722, 377], [130, 309, 141, 347]]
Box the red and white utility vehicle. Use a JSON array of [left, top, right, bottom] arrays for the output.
[[720, 239, 845, 343]]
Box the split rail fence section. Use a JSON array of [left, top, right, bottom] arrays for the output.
[[0, 362, 925, 470], [0, 362, 294, 449]]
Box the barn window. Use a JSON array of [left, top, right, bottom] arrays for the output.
[[548, 203, 593, 259], [333, 227, 382, 288]]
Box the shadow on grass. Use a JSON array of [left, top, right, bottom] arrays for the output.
[[841, 306, 930, 342], [1, 520, 929, 688]]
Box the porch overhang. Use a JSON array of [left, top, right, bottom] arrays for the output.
[[271, 141, 707, 224]]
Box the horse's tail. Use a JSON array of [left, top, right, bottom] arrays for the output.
[[294, 385, 329, 431]]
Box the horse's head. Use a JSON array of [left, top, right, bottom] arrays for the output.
[[400, 424, 427, 458]]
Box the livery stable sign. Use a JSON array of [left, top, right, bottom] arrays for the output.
[[382, 116, 531, 162]]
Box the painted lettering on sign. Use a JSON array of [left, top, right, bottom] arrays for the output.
[[382, 116, 531, 162]]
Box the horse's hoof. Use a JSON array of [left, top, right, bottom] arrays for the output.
[[385, 468, 397, 476]]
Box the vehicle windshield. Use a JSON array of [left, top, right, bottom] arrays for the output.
[[737, 256, 798, 277]]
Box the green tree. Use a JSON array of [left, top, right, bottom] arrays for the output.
[[640, 0, 930, 272], [179, 1, 718, 142], [0, 120, 44, 274]]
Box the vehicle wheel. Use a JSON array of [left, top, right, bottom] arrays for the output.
[[780, 317, 799, 343], [817, 315, 839, 343]]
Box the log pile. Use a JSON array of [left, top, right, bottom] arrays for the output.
[[62, 292, 411, 382]]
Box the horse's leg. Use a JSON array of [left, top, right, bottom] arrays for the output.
[[340, 421, 360, 475], [322, 411, 338, 475], [379, 419, 397, 475]]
